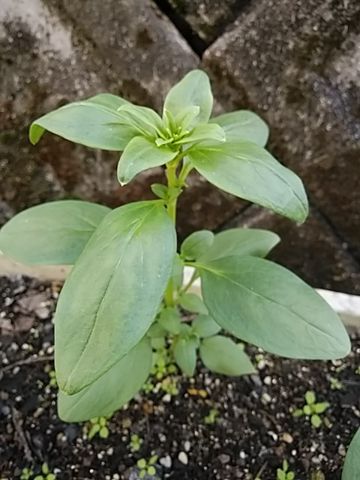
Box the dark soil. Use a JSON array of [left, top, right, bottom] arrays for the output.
[[0, 276, 359, 480]]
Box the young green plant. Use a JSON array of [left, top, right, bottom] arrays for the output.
[[0, 70, 350, 422], [292, 391, 329, 428]]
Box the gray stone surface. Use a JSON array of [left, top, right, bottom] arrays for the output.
[[227, 206, 360, 295], [203, 0, 360, 262], [168, 0, 249, 44]]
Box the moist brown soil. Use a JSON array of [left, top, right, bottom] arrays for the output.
[[0, 276, 359, 480]]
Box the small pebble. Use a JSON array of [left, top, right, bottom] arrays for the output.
[[160, 455, 172, 468], [178, 451, 188, 465], [184, 440, 191, 452], [219, 453, 230, 464], [281, 433, 294, 444], [162, 394, 171, 403]]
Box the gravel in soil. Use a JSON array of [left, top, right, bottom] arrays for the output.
[[0, 276, 359, 480]]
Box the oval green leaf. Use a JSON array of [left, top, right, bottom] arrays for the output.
[[30, 94, 137, 150], [342, 428, 360, 480], [199, 228, 280, 262], [181, 230, 214, 260], [200, 335, 256, 376], [188, 141, 309, 223], [58, 337, 152, 422], [173, 336, 197, 376], [163, 70, 213, 126], [210, 110, 269, 146], [193, 314, 221, 338], [55, 200, 176, 394], [0, 201, 110, 265], [179, 293, 208, 314], [117, 136, 176, 185], [199, 256, 351, 359]]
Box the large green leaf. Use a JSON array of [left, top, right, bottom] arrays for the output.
[[55, 200, 176, 394], [58, 337, 152, 422], [200, 335, 256, 376], [342, 428, 360, 480], [188, 141, 309, 223], [163, 70, 213, 126], [117, 136, 176, 185], [29, 94, 137, 150], [199, 228, 280, 262], [199, 256, 350, 359], [210, 110, 269, 146], [0, 201, 110, 265], [173, 336, 197, 376]]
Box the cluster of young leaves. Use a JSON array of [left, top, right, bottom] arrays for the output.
[[292, 391, 329, 428], [0, 69, 351, 423], [277, 460, 295, 480]]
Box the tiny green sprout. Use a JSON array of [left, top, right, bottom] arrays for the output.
[[160, 376, 179, 396], [34, 463, 56, 480], [129, 433, 143, 453], [20, 468, 33, 480], [277, 460, 295, 480], [329, 376, 343, 390], [86, 416, 110, 440], [292, 391, 329, 428], [204, 408, 219, 425], [137, 455, 159, 479]]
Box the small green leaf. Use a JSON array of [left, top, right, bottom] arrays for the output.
[[292, 409, 303, 417], [137, 459, 147, 469], [179, 293, 208, 314], [200, 335, 256, 376], [116, 103, 164, 138], [29, 95, 136, 150], [58, 338, 152, 422], [199, 228, 280, 262], [147, 466, 156, 476], [277, 469, 286, 480], [314, 402, 329, 414], [117, 136, 176, 185], [210, 110, 269, 146], [173, 106, 200, 130], [147, 323, 166, 338], [342, 428, 360, 480], [171, 254, 184, 289], [175, 123, 225, 146], [151, 183, 168, 200], [288, 472, 295, 480], [199, 256, 350, 359], [99, 426, 109, 438], [55, 201, 176, 394], [305, 391, 316, 405], [188, 141, 309, 223], [193, 314, 221, 338], [163, 70, 213, 126], [181, 230, 214, 260], [311, 414, 322, 428], [303, 405, 312, 415], [282, 460, 289, 472], [173, 336, 197, 376], [158, 308, 182, 335], [0, 201, 110, 265]]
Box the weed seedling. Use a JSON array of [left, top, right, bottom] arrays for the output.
[[129, 434, 143, 453], [86, 417, 110, 440], [277, 460, 295, 480], [34, 463, 56, 480], [137, 455, 158, 479], [329, 376, 343, 390], [292, 391, 329, 428], [204, 408, 219, 425], [20, 468, 33, 480]]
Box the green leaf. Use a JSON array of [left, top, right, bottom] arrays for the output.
[[277, 470, 286, 480], [193, 314, 221, 338], [173, 106, 200, 130], [116, 104, 164, 138], [311, 414, 322, 428], [55, 201, 176, 394], [342, 428, 360, 480], [181, 230, 214, 260], [179, 293, 208, 314], [210, 110, 269, 147], [303, 405, 312, 415], [158, 307, 182, 335], [163, 70, 213, 126], [188, 141, 309, 223], [199, 228, 280, 262], [171, 254, 184, 289], [29, 95, 137, 150], [117, 136, 176, 185], [147, 323, 166, 338], [0, 201, 110, 265], [200, 335, 256, 376], [173, 336, 197, 376], [314, 402, 329, 414], [58, 338, 152, 422], [87, 93, 130, 110], [199, 256, 351, 359], [175, 123, 225, 146], [151, 183, 168, 200], [305, 391, 316, 405]]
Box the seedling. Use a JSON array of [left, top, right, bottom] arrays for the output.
[[137, 455, 158, 479], [292, 391, 329, 428], [45, 367, 57, 388], [129, 434, 143, 453], [0, 69, 350, 423], [204, 408, 219, 425], [277, 460, 295, 480], [20, 468, 33, 480], [86, 416, 110, 440], [34, 463, 56, 480], [329, 376, 343, 390]]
